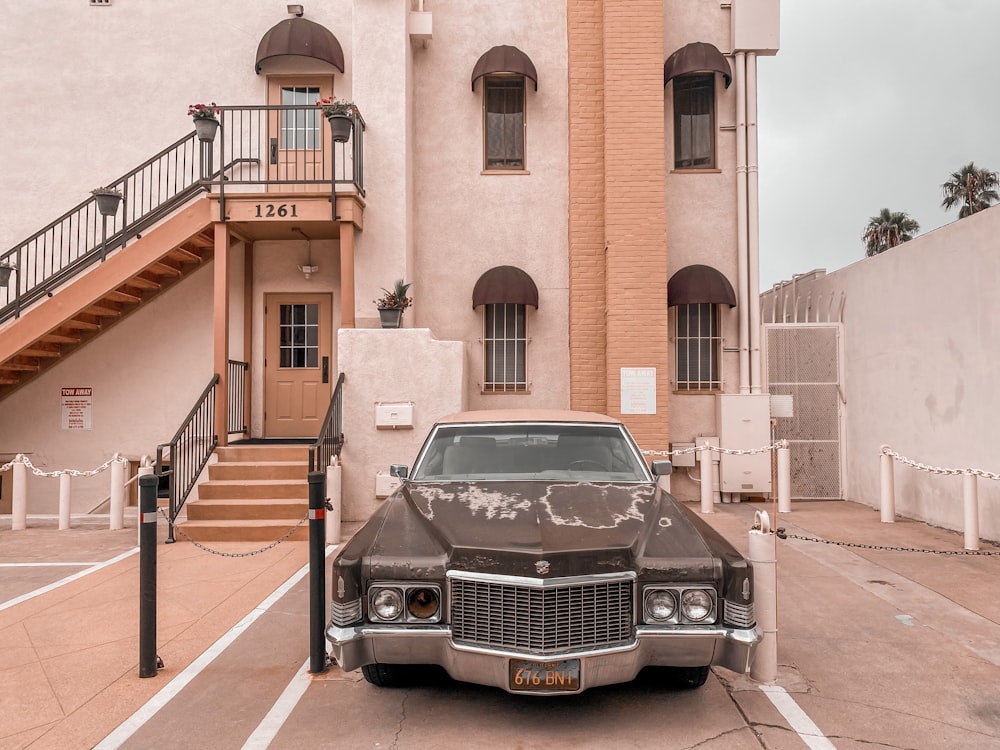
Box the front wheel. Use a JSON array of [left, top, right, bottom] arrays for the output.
[[361, 663, 417, 688], [667, 665, 710, 689]]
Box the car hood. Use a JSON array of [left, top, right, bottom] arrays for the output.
[[384, 481, 716, 578]]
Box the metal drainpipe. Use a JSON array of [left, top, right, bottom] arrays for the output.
[[735, 51, 750, 395], [746, 52, 763, 394]]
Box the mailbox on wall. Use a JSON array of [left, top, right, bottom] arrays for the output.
[[374, 402, 414, 429]]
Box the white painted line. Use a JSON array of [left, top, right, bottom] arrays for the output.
[[0, 548, 139, 612], [0, 562, 101, 567], [760, 684, 837, 750], [241, 654, 317, 750], [94, 545, 337, 750]]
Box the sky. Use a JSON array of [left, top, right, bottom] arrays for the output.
[[756, 0, 1000, 290]]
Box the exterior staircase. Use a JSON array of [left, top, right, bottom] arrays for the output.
[[178, 444, 311, 542]]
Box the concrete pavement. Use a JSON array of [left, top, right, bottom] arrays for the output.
[[1, 501, 998, 749]]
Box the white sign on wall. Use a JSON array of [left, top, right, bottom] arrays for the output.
[[61, 387, 93, 430], [620, 368, 656, 415]]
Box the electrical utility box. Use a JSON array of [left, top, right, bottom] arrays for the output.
[[717, 394, 771, 494]]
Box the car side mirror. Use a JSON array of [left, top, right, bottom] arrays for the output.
[[650, 460, 672, 477], [389, 464, 409, 479]]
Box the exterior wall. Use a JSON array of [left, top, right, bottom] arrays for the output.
[[760, 207, 1000, 542]]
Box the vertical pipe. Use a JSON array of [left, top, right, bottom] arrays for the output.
[[735, 52, 750, 394], [746, 52, 763, 393], [777, 442, 791, 513], [309, 471, 328, 674], [12, 456, 27, 530], [748, 511, 777, 683], [963, 471, 980, 551], [59, 474, 71, 530], [110, 454, 125, 530], [879, 445, 895, 523], [138, 474, 159, 678], [700, 442, 714, 514]]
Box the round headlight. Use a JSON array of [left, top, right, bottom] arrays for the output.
[[371, 588, 403, 620], [644, 589, 677, 622], [681, 589, 713, 622], [407, 587, 440, 619]]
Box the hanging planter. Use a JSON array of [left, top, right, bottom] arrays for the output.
[[91, 187, 123, 216], [188, 102, 221, 142], [316, 97, 360, 144]]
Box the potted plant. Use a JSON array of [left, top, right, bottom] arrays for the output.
[[91, 187, 122, 216], [188, 102, 220, 142], [316, 97, 359, 143], [374, 279, 412, 329]]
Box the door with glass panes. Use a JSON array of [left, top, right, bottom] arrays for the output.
[[266, 77, 333, 191], [264, 293, 332, 437]]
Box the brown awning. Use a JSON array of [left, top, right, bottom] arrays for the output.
[[472, 266, 539, 308], [663, 42, 732, 88], [255, 17, 345, 74], [471, 45, 538, 91], [668, 265, 737, 307]]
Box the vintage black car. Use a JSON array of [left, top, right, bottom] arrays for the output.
[[327, 410, 760, 695]]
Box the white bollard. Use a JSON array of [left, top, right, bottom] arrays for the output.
[[110, 454, 125, 530], [879, 445, 895, 524], [777, 442, 791, 513], [137, 460, 155, 546], [963, 471, 980, 551], [326, 459, 343, 545], [59, 473, 72, 530], [748, 510, 777, 684], [699, 442, 714, 514], [12, 456, 27, 530]]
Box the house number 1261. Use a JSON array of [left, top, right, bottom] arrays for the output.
[[254, 203, 298, 218]]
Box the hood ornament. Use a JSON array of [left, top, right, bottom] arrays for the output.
[[535, 560, 550, 576]]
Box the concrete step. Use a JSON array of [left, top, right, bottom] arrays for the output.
[[215, 445, 310, 463], [207, 461, 306, 481], [198, 479, 308, 500], [186, 497, 308, 521], [174, 518, 308, 543]]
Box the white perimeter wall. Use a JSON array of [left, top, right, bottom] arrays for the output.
[[761, 207, 1000, 542]]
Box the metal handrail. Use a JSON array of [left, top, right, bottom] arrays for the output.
[[309, 373, 346, 473], [227, 359, 249, 436], [156, 374, 219, 543]]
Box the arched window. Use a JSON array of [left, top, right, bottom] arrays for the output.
[[473, 266, 539, 392]]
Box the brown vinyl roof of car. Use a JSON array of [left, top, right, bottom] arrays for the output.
[[436, 410, 620, 425]]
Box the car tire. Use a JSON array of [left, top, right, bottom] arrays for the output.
[[668, 665, 711, 689], [361, 663, 415, 688]]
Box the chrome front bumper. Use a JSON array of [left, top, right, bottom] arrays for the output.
[[327, 622, 761, 695]]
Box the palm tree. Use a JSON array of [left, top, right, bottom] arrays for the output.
[[862, 208, 920, 257], [940, 161, 999, 218]]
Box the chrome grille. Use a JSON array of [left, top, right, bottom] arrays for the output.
[[723, 599, 755, 628], [330, 598, 362, 626], [449, 573, 634, 654]]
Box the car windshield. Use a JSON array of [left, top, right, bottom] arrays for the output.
[[410, 423, 651, 482]]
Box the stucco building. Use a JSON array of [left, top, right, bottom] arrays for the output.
[[0, 0, 779, 533]]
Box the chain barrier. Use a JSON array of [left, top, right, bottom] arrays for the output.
[[642, 440, 788, 458], [158, 507, 310, 557], [776, 528, 1000, 557], [0, 453, 129, 478], [880, 446, 1000, 482]]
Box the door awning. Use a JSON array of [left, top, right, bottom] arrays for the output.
[[471, 45, 538, 91], [255, 17, 345, 74], [668, 265, 737, 307], [663, 42, 732, 88], [472, 266, 539, 308]]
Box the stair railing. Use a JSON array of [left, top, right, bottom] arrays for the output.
[[156, 375, 219, 543], [309, 373, 346, 473], [227, 359, 249, 437]]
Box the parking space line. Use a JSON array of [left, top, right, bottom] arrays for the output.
[[94, 546, 336, 750], [759, 684, 837, 749], [0, 548, 139, 612], [241, 653, 318, 750]]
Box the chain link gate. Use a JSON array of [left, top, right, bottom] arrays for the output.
[[764, 324, 844, 500]]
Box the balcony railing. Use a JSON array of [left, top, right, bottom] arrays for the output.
[[0, 105, 365, 324]]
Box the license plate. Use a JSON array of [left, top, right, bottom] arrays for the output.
[[509, 659, 581, 692]]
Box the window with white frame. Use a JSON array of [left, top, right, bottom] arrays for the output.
[[484, 303, 527, 392], [484, 77, 525, 170], [280, 86, 321, 150], [675, 303, 721, 390], [673, 73, 715, 169]]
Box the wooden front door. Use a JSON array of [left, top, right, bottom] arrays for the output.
[[264, 293, 332, 437], [266, 77, 333, 192]]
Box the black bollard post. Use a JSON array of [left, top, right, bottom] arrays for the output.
[[138, 474, 159, 678], [308, 470, 328, 674]]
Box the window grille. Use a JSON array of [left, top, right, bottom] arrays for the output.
[[675, 303, 721, 390], [673, 74, 715, 169], [279, 303, 319, 369], [484, 77, 525, 169], [484, 303, 527, 392], [280, 86, 321, 150]]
